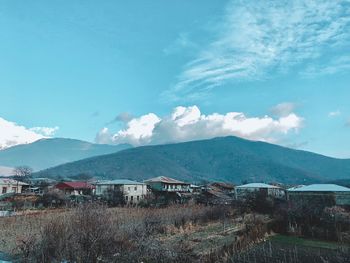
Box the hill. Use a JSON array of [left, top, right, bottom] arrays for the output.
[[0, 138, 131, 171], [35, 136, 350, 184]]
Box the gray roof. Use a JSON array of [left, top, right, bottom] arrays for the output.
[[96, 179, 145, 185], [236, 183, 281, 189], [288, 184, 350, 192], [144, 176, 189, 184], [0, 178, 29, 186]]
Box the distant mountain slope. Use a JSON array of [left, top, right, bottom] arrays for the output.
[[0, 138, 131, 171], [35, 136, 350, 184]]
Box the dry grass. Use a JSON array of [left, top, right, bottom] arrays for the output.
[[0, 204, 229, 262]]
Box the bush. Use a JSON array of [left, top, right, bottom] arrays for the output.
[[16, 204, 224, 262]]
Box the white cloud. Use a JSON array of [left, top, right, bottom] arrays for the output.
[[97, 114, 161, 146], [302, 56, 350, 77], [271, 102, 297, 117], [328, 110, 341, 117], [107, 112, 134, 125], [30, 126, 59, 137], [166, 0, 350, 100], [0, 117, 58, 150], [96, 105, 303, 146]]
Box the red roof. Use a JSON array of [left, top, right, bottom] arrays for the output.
[[55, 182, 95, 190]]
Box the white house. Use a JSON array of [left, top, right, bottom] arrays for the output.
[[235, 183, 285, 199], [0, 178, 29, 195], [95, 179, 147, 204]]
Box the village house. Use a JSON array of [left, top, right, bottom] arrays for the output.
[[208, 182, 235, 195], [0, 178, 29, 195], [54, 181, 95, 196], [287, 184, 350, 206], [235, 183, 285, 200], [144, 176, 190, 192], [198, 182, 236, 205], [95, 179, 147, 204]]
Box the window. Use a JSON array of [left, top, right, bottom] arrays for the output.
[[12, 187, 17, 193], [2, 187, 7, 194], [137, 196, 140, 201], [125, 196, 128, 201], [128, 187, 131, 191], [131, 196, 134, 202], [134, 186, 137, 191]]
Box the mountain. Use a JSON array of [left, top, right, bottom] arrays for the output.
[[0, 138, 131, 171], [34, 136, 350, 184]]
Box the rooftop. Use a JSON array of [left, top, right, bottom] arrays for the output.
[[0, 178, 29, 186], [288, 184, 350, 192], [144, 176, 188, 184], [210, 182, 235, 189], [236, 183, 281, 189], [96, 179, 145, 185], [56, 181, 95, 189]]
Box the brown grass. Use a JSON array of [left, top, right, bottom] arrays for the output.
[[0, 204, 230, 262]]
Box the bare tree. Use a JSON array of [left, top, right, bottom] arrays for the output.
[[13, 166, 33, 183]]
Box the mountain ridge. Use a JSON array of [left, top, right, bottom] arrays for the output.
[[34, 136, 350, 184], [0, 138, 131, 171]]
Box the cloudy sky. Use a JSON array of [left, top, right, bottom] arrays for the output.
[[0, 0, 349, 157]]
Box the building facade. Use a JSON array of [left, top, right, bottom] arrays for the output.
[[144, 176, 190, 192], [95, 179, 147, 204], [0, 178, 28, 195], [235, 183, 285, 200], [287, 184, 350, 206]]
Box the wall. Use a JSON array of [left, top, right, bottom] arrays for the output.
[[121, 184, 147, 204], [0, 183, 23, 196], [96, 184, 147, 204], [148, 182, 190, 192]]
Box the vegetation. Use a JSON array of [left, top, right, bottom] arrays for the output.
[[228, 238, 350, 263], [269, 235, 350, 250], [13, 165, 33, 183], [34, 136, 350, 184], [1, 195, 350, 263], [0, 204, 242, 262]]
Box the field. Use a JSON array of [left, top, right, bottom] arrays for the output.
[[229, 235, 350, 263], [1, 205, 348, 263], [0, 205, 247, 262]]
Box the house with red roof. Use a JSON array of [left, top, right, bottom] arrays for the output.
[[55, 181, 95, 196]]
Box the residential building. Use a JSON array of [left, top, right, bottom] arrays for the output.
[[208, 182, 235, 195], [189, 184, 201, 193], [95, 179, 147, 204], [54, 181, 95, 196], [0, 178, 29, 195], [197, 182, 236, 204], [144, 176, 190, 192], [235, 183, 285, 199], [287, 184, 350, 206], [29, 177, 57, 186]]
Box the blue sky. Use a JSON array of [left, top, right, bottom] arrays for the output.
[[0, 0, 349, 158]]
